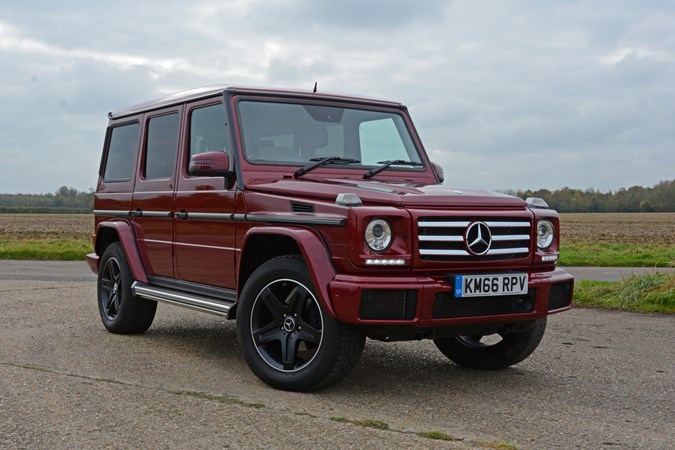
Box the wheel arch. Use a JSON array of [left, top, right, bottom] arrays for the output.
[[94, 220, 148, 283], [238, 227, 338, 318]]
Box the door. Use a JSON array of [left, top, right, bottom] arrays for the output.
[[132, 109, 181, 278], [174, 100, 237, 288]]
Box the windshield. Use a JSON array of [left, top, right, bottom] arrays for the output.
[[237, 100, 423, 168]]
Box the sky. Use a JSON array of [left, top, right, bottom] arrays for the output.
[[1, 0, 673, 194]]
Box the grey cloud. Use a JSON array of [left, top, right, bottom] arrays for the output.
[[232, 0, 446, 33], [1, 0, 674, 193]]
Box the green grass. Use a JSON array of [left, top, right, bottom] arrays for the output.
[[479, 442, 519, 450], [171, 389, 265, 409], [0, 239, 91, 261], [330, 417, 461, 443], [574, 273, 675, 314], [2, 237, 673, 269], [416, 431, 459, 441], [330, 416, 389, 430], [560, 242, 675, 267]]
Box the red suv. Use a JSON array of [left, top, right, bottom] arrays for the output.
[[87, 86, 573, 391]]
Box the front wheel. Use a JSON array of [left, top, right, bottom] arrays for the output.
[[434, 319, 547, 370], [237, 255, 365, 391]]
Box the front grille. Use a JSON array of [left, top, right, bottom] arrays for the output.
[[418, 217, 531, 262], [433, 289, 536, 319], [548, 282, 572, 310], [359, 290, 417, 320]]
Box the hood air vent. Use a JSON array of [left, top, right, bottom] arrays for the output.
[[291, 201, 315, 214]]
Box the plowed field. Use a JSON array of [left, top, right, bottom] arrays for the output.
[[0, 214, 92, 241], [1, 213, 674, 245], [560, 212, 675, 245]]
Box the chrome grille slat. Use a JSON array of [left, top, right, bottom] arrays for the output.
[[418, 235, 464, 242], [418, 221, 530, 228], [417, 221, 470, 228], [419, 247, 530, 256], [492, 234, 530, 242]]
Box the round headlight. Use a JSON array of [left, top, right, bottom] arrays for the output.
[[537, 220, 555, 249], [365, 219, 392, 251]]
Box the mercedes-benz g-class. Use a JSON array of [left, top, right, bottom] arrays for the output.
[[87, 86, 573, 391]]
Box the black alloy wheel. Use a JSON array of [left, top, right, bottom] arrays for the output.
[[97, 242, 157, 334], [238, 255, 365, 391], [100, 256, 123, 321], [434, 318, 547, 370], [250, 278, 324, 372]]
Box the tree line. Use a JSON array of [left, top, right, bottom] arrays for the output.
[[0, 186, 94, 214], [1, 179, 674, 213], [507, 179, 675, 213]]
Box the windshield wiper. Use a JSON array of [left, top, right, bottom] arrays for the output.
[[363, 160, 423, 179], [294, 156, 361, 178]]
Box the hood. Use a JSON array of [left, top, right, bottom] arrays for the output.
[[247, 177, 527, 209]]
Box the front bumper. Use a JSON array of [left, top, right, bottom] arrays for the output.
[[329, 267, 573, 327]]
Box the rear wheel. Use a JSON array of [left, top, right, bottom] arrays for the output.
[[434, 319, 547, 369], [97, 242, 156, 334], [237, 255, 365, 391]]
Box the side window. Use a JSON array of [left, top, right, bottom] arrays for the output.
[[103, 122, 139, 182], [189, 104, 228, 159], [359, 118, 410, 166], [145, 113, 179, 179]]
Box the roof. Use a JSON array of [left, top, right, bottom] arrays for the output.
[[108, 85, 405, 119]]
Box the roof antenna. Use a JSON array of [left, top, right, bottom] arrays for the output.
[[313, 81, 318, 94]]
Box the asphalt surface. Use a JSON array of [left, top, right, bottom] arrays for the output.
[[3, 260, 674, 283], [0, 261, 673, 449]]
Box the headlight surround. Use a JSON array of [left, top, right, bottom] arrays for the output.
[[365, 219, 392, 251], [537, 220, 555, 249]]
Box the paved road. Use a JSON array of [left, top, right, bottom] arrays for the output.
[[2, 260, 674, 282], [0, 260, 96, 282], [0, 262, 674, 449]]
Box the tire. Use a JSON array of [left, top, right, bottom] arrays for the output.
[[97, 242, 157, 334], [237, 255, 365, 391], [434, 319, 547, 370]]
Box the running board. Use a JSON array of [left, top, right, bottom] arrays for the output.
[[132, 282, 236, 319]]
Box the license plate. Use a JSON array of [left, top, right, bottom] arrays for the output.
[[454, 273, 528, 298]]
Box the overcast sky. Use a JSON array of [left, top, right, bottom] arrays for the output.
[[1, 0, 673, 194]]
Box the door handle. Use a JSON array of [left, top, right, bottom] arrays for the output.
[[175, 210, 188, 219], [130, 209, 143, 217]]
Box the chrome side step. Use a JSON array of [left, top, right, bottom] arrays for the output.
[[132, 282, 236, 319]]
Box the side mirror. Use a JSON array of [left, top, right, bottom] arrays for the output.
[[188, 152, 231, 177], [431, 162, 445, 183]]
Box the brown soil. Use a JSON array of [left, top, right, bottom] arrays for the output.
[[1, 213, 674, 245], [560, 212, 675, 245], [0, 214, 93, 241]]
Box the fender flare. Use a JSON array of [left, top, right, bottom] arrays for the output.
[[240, 226, 338, 318], [95, 220, 149, 284]]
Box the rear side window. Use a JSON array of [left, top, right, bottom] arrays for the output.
[[103, 122, 139, 182], [145, 113, 179, 179]]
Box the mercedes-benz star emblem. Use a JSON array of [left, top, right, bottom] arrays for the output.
[[465, 221, 492, 255], [283, 317, 296, 333]]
